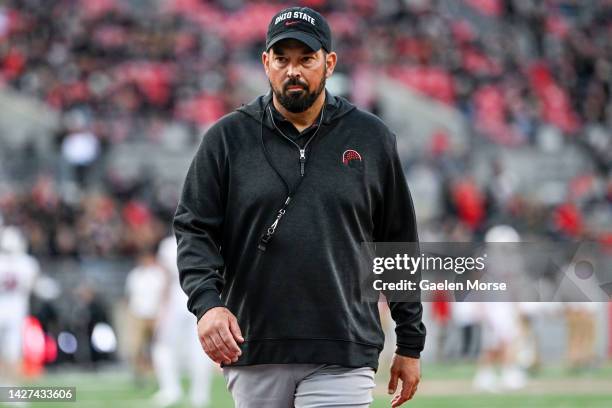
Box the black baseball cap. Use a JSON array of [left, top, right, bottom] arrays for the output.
[[266, 7, 332, 52]]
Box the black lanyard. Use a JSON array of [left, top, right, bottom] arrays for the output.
[[257, 100, 325, 251]]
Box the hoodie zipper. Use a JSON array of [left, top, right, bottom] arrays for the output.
[[299, 149, 305, 176], [268, 106, 323, 177]]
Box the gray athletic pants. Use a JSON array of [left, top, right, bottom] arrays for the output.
[[223, 364, 376, 408]]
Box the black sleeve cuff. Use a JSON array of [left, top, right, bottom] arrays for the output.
[[395, 334, 425, 358], [190, 289, 225, 322], [395, 346, 421, 359]]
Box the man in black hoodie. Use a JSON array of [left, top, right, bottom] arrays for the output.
[[174, 6, 426, 408]]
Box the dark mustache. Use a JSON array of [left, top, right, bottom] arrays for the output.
[[283, 78, 308, 91]]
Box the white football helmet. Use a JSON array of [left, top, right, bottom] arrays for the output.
[[484, 225, 521, 243], [0, 226, 28, 253]]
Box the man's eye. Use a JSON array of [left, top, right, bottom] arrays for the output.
[[275, 57, 287, 63]]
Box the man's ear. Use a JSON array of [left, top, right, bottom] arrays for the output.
[[325, 51, 337, 78], [262, 51, 270, 76]]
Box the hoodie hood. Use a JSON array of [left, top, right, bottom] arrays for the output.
[[236, 89, 356, 130]]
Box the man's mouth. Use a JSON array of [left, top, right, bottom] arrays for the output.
[[286, 85, 305, 92]]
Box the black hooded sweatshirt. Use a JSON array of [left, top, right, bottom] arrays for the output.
[[174, 90, 426, 370]]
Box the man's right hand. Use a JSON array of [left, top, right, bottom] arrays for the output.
[[197, 307, 244, 365]]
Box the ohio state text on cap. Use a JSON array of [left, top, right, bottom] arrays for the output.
[[266, 7, 332, 52]]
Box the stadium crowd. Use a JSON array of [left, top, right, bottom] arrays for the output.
[[1, 0, 610, 258]]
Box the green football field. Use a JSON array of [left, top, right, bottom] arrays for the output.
[[3, 363, 611, 407]]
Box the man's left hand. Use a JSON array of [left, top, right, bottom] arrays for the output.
[[387, 354, 420, 407]]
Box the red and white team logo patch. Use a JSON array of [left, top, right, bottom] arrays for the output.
[[342, 149, 362, 165]]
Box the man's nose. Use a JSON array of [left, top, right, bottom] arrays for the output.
[[286, 62, 302, 78]]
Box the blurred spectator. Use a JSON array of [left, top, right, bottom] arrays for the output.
[[59, 130, 101, 187], [67, 284, 113, 367]]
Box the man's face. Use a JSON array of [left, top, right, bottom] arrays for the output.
[[263, 39, 335, 113]]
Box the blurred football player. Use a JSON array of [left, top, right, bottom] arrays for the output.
[[0, 226, 40, 385], [124, 246, 166, 385], [473, 225, 527, 392], [151, 236, 213, 407]]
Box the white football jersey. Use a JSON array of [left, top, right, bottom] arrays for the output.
[[158, 236, 179, 275], [157, 236, 188, 306], [0, 252, 40, 320], [125, 264, 166, 319]]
